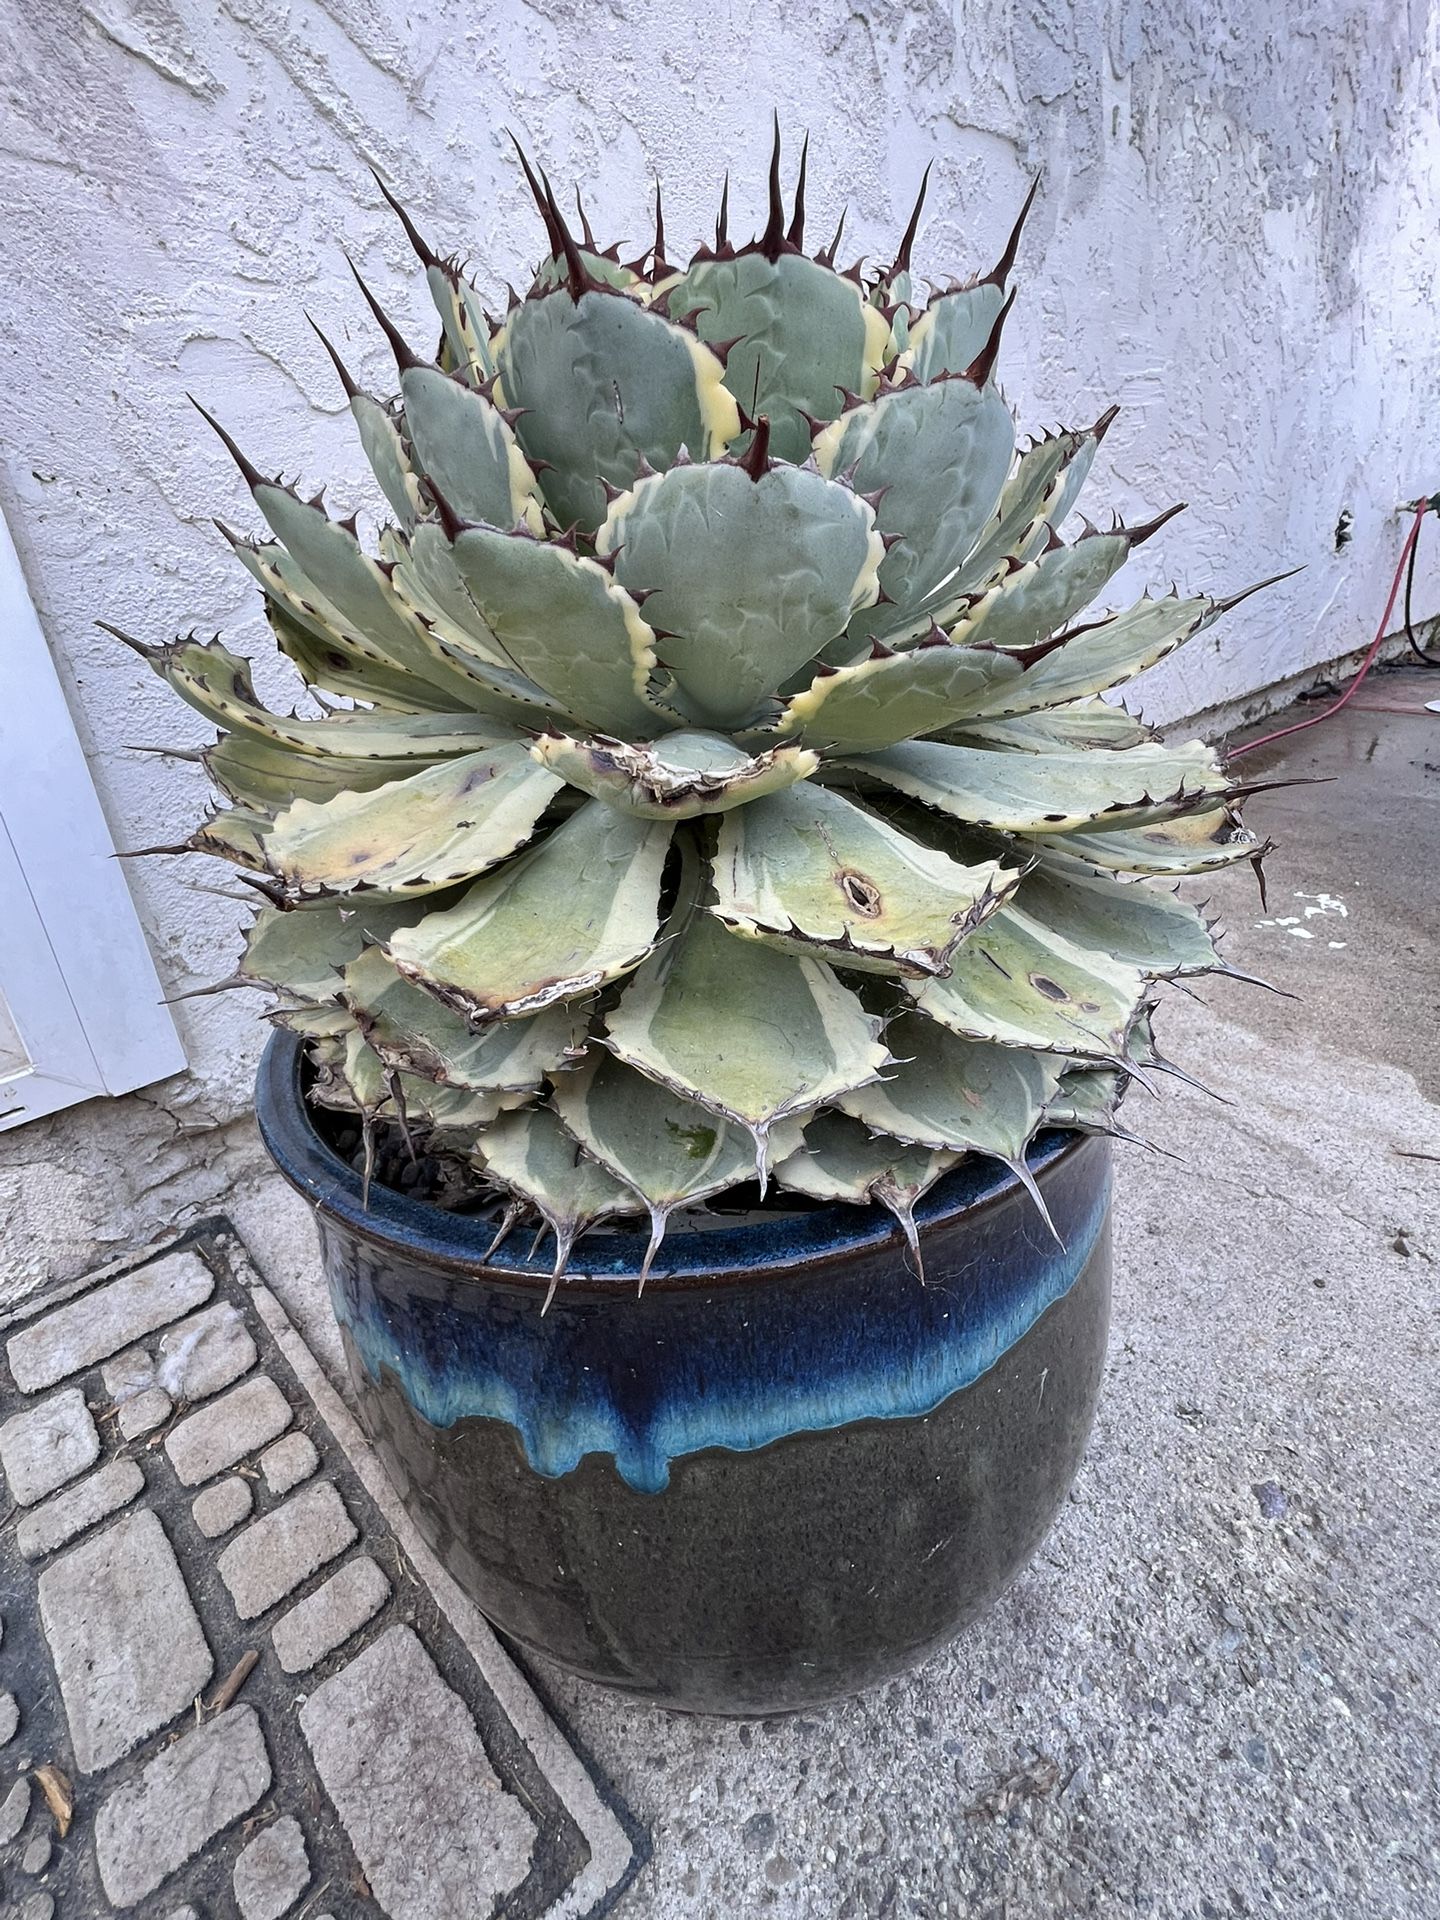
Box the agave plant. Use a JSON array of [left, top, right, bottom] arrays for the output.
[[120, 129, 1274, 1288]]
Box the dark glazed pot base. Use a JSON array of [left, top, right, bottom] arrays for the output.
[[256, 1031, 1113, 1716], [342, 1223, 1109, 1714]]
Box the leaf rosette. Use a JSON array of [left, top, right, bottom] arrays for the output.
[[124, 128, 1278, 1283]]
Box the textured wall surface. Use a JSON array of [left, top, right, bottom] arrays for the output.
[[1, 0, 1437, 1246]]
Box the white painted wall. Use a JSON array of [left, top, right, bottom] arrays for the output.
[[1, 0, 1437, 1271]]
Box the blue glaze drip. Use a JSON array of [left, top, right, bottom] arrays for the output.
[[331, 1166, 1111, 1495]]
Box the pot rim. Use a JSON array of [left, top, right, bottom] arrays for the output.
[[255, 1028, 1088, 1293]]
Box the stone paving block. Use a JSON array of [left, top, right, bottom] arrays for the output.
[[102, 1345, 173, 1434], [165, 1374, 291, 1486], [233, 1814, 309, 1920], [259, 1429, 318, 1497], [192, 1475, 253, 1539], [271, 1553, 390, 1675], [38, 1508, 214, 1774], [7, 1251, 213, 1392], [155, 1300, 257, 1402], [299, 1625, 536, 1920], [217, 1480, 356, 1620], [94, 1705, 271, 1908], [118, 1385, 173, 1439], [0, 1389, 100, 1506], [0, 1692, 18, 1744], [16, 1457, 144, 1560], [21, 1830, 51, 1874], [0, 1775, 29, 1841], [100, 1348, 153, 1400]]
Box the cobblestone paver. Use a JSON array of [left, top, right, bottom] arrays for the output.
[[271, 1552, 390, 1675], [191, 1474, 252, 1539], [0, 1391, 100, 1506], [38, 1507, 213, 1773], [232, 1813, 309, 1920], [0, 1223, 638, 1918], [164, 1373, 292, 1486], [302, 1624, 537, 1920], [16, 1460, 143, 1561], [6, 1253, 213, 1393], [216, 1479, 357, 1619]]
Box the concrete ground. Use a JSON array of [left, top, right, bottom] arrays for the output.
[[225, 668, 1440, 1918]]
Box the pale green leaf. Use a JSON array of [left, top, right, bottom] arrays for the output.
[[776, 640, 1027, 753], [604, 911, 890, 1162], [131, 634, 492, 759], [531, 728, 818, 818], [1027, 807, 1264, 876], [956, 593, 1214, 720], [843, 737, 1227, 833], [239, 895, 431, 1002], [208, 733, 430, 813], [387, 801, 673, 1022], [837, 1014, 1062, 1225], [251, 482, 494, 704], [908, 903, 1147, 1060], [479, 1105, 645, 1282], [399, 365, 544, 532], [952, 529, 1139, 655], [1044, 1065, 1126, 1135], [496, 288, 738, 533], [551, 1051, 804, 1278], [267, 1000, 356, 1039], [189, 806, 271, 868], [774, 1109, 957, 1206], [904, 283, 1005, 384], [772, 1108, 959, 1277], [349, 393, 425, 531], [710, 783, 1019, 976], [911, 417, 1111, 629], [946, 698, 1154, 754], [599, 462, 883, 729], [262, 746, 563, 901], [230, 535, 442, 698], [1017, 857, 1222, 976], [666, 251, 891, 462], [425, 258, 497, 384], [813, 376, 1014, 643], [263, 601, 449, 714], [434, 525, 667, 736], [341, 945, 584, 1091]]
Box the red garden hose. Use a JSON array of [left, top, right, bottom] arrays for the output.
[[1230, 502, 1430, 758]]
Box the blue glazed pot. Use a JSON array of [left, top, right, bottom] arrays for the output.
[[257, 1031, 1112, 1714]]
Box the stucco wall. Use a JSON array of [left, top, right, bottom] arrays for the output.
[[2, 0, 1438, 1271]]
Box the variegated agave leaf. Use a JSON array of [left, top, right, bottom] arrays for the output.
[[710, 783, 1019, 976], [124, 129, 1277, 1274], [604, 909, 891, 1177], [773, 1109, 959, 1279], [552, 1051, 806, 1283], [342, 945, 585, 1092], [261, 746, 563, 901], [598, 461, 884, 729], [386, 801, 672, 1023], [531, 729, 818, 818], [845, 737, 1229, 835], [838, 1016, 1065, 1238], [478, 1105, 646, 1297]]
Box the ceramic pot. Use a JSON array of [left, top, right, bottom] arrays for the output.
[[257, 1030, 1111, 1715]]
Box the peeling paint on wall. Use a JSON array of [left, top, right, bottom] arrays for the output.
[[0, 0, 1436, 1192]]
